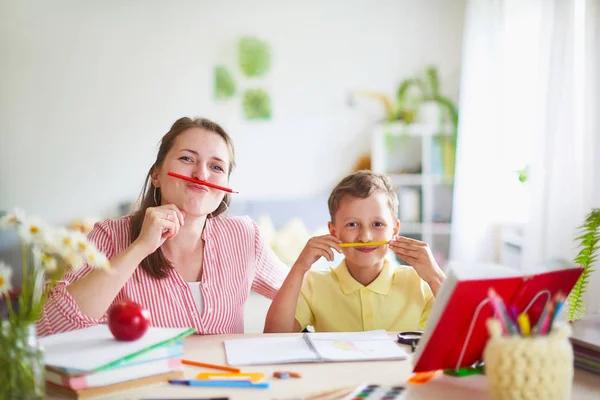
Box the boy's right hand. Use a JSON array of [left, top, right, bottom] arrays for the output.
[[292, 235, 343, 273]]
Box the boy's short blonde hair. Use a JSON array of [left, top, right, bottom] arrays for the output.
[[328, 170, 399, 222]]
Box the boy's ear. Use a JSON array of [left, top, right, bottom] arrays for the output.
[[328, 221, 336, 236], [393, 219, 400, 237]]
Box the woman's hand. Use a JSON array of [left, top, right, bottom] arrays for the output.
[[292, 235, 342, 273], [133, 204, 185, 256], [389, 235, 446, 295]]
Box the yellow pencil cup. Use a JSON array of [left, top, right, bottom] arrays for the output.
[[483, 319, 573, 400]]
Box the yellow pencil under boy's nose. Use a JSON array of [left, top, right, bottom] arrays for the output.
[[339, 241, 390, 248]]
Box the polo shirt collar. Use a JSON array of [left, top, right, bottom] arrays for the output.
[[333, 258, 394, 295]]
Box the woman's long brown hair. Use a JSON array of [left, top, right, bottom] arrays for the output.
[[130, 117, 235, 279]]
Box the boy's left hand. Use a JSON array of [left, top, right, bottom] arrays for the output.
[[388, 236, 445, 285]]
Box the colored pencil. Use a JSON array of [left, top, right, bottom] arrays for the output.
[[509, 305, 519, 324], [509, 305, 521, 334], [181, 359, 241, 373], [339, 241, 389, 248], [517, 313, 531, 337], [532, 301, 552, 335], [548, 293, 566, 332], [539, 302, 556, 334], [170, 379, 269, 388], [196, 372, 265, 382], [168, 171, 238, 194], [496, 295, 518, 334], [488, 289, 509, 334]]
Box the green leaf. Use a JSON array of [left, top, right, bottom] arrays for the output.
[[238, 36, 271, 77], [517, 165, 529, 183], [567, 208, 600, 321], [396, 78, 426, 109], [214, 65, 236, 100], [425, 65, 440, 99], [433, 95, 459, 136], [242, 89, 271, 120]]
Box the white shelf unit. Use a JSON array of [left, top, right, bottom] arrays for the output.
[[371, 122, 454, 267]]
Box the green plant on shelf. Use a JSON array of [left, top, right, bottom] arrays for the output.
[[396, 65, 458, 177], [348, 66, 458, 177]]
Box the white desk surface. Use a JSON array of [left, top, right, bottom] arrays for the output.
[[48, 333, 600, 400]]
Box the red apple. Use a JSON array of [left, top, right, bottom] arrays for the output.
[[107, 301, 151, 341]]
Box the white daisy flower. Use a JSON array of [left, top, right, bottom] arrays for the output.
[[70, 230, 91, 253], [63, 252, 86, 271], [54, 228, 79, 251], [39, 229, 61, 254], [40, 251, 58, 272], [0, 261, 14, 295], [86, 249, 110, 271], [0, 208, 26, 229], [80, 217, 98, 234], [18, 217, 46, 243]]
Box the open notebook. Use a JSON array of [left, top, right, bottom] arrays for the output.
[[224, 330, 407, 366]]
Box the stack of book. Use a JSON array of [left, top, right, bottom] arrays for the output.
[[40, 325, 195, 399], [571, 314, 600, 375]]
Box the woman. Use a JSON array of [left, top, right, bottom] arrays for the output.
[[37, 117, 288, 336]]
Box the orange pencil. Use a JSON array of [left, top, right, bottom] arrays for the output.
[[182, 359, 241, 373]]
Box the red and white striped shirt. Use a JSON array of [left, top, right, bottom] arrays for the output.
[[37, 215, 288, 336]]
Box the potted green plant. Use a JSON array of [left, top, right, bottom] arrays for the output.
[[567, 208, 600, 321], [396, 65, 459, 177]]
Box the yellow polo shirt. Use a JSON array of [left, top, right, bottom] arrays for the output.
[[295, 259, 434, 332]]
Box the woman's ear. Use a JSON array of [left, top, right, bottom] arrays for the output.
[[150, 167, 160, 188], [393, 219, 400, 236]]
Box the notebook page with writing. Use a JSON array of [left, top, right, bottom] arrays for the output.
[[224, 336, 319, 366], [40, 325, 194, 372], [306, 330, 407, 362]]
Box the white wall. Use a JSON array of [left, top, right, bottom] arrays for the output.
[[0, 0, 465, 224]]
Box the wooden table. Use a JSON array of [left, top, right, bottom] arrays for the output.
[[48, 333, 600, 400]]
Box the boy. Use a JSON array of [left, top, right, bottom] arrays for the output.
[[264, 170, 446, 333]]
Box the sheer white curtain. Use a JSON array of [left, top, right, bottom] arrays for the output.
[[450, 0, 545, 263], [522, 0, 599, 314], [452, 0, 600, 315]]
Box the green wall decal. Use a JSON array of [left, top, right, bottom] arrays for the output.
[[242, 89, 271, 120], [214, 65, 236, 100], [238, 36, 271, 77]]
